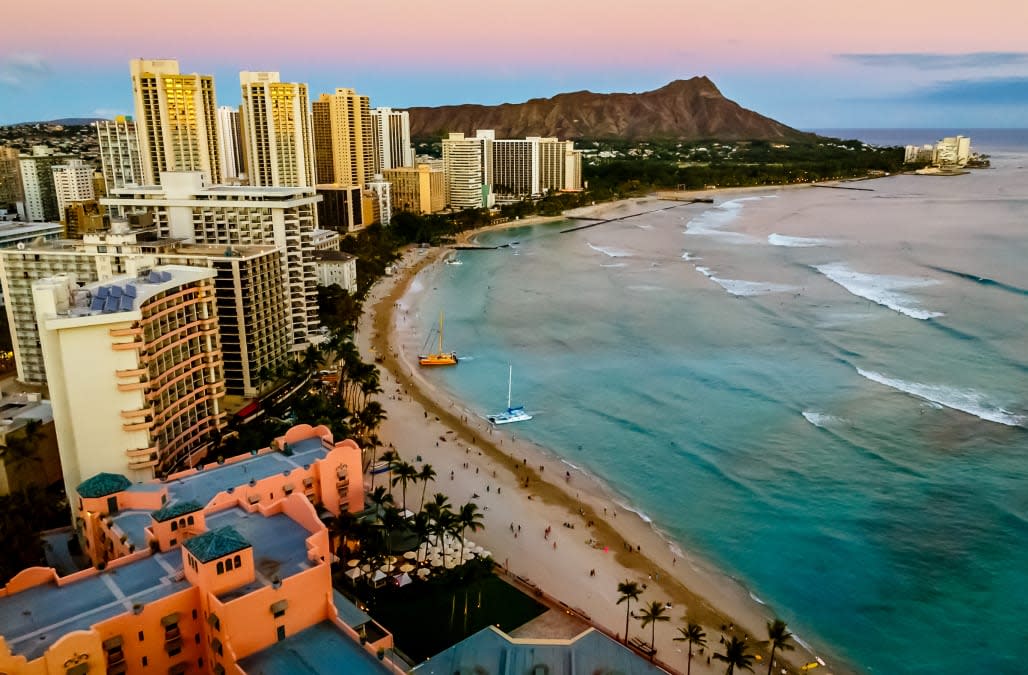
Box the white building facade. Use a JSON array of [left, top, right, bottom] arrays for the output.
[[370, 107, 414, 173], [52, 159, 96, 218], [239, 72, 316, 188]]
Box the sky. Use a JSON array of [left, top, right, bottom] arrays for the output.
[[2, 0, 1027, 129]]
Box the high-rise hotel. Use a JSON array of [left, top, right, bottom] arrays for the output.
[[311, 88, 374, 188], [130, 59, 222, 185], [239, 71, 316, 188]]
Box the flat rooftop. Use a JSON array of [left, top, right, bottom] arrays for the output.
[[237, 621, 390, 675], [144, 435, 329, 509], [0, 506, 318, 660], [0, 551, 188, 661]]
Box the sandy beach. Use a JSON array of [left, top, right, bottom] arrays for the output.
[[356, 202, 841, 675]]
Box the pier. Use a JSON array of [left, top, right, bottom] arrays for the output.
[[811, 184, 875, 192], [559, 201, 705, 234]]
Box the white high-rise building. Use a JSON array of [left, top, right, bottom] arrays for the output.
[[239, 72, 315, 188], [130, 58, 221, 185], [370, 107, 414, 173], [492, 138, 540, 202], [52, 159, 96, 218], [34, 267, 225, 492], [217, 106, 244, 182], [442, 131, 494, 210], [102, 171, 320, 352], [366, 174, 392, 225], [95, 117, 144, 217], [537, 138, 583, 192]]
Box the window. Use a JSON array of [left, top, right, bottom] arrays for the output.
[[171, 521, 178, 531], [216, 561, 224, 574], [225, 558, 233, 572], [233, 555, 241, 567], [192, 609, 198, 620], [142, 657, 148, 666], [139, 631, 145, 641], [277, 625, 286, 641], [187, 515, 195, 525]]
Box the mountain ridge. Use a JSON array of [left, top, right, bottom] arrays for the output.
[[407, 77, 813, 142]]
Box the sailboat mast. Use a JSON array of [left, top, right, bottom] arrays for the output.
[[507, 364, 513, 409], [438, 312, 444, 353]]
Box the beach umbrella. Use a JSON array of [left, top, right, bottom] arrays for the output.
[[417, 567, 431, 578], [480, 550, 492, 558], [360, 564, 372, 573], [347, 559, 360, 568], [344, 567, 361, 581], [399, 563, 415, 573], [431, 558, 444, 567], [402, 551, 417, 560], [462, 549, 475, 560], [464, 540, 476, 549], [385, 555, 399, 565], [379, 564, 394, 573], [472, 546, 484, 555]]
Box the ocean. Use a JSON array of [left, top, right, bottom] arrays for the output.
[[405, 130, 1028, 674]]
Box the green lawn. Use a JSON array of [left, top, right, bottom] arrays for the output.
[[365, 572, 546, 663]]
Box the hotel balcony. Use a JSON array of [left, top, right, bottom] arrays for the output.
[[122, 419, 154, 433], [116, 367, 148, 378], [109, 327, 143, 338], [120, 407, 154, 420], [117, 381, 148, 393], [111, 339, 144, 351]]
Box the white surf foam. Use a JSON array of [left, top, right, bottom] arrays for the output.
[[627, 285, 663, 292], [749, 591, 766, 605], [615, 500, 654, 524], [857, 368, 1025, 427], [802, 411, 844, 428], [694, 266, 715, 278], [601, 262, 628, 268], [588, 242, 631, 258], [768, 233, 836, 247], [710, 278, 798, 297], [815, 262, 944, 320], [683, 197, 765, 241], [681, 252, 701, 261]]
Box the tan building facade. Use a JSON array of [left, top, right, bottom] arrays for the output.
[[311, 89, 374, 187], [384, 164, 445, 215]]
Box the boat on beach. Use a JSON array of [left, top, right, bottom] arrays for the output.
[[488, 364, 532, 424], [419, 312, 458, 366]]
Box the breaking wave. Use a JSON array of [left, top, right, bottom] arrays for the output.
[[814, 263, 943, 320]]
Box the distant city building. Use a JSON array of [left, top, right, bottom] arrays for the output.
[[63, 199, 108, 238], [18, 146, 73, 222], [538, 138, 583, 192], [0, 146, 25, 212], [366, 174, 392, 225], [130, 58, 222, 185], [0, 229, 290, 397], [314, 250, 357, 292], [384, 164, 445, 215], [51, 159, 96, 218], [95, 117, 144, 218], [311, 228, 341, 251], [491, 138, 540, 202], [0, 220, 63, 250], [442, 131, 494, 210], [0, 391, 60, 497], [34, 266, 225, 494], [905, 135, 973, 168], [369, 107, 414, 173], [311, 88, 374, 187], [0, 424, 394, 675], [102, 171, 320, 353], [316, 184, 366, 233], [216, 105, 245, 182], [239, 72, 316, 188]]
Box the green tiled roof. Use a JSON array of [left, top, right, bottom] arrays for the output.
[[151, 500, 203, 523], [77, 472, 132, 498], [184, 526, 250, 563]]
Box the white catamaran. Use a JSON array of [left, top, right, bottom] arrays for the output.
[[488, 364, 532, 425]]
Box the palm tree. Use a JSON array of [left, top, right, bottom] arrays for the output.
[[674, 623, 707, 675], [410, 512, 431, 563], [616, 581, 642, 644], [379, 449, 398, 493], [423, 493, 452, 547], [637, 601, 670, 659], [367, 485, 394, 514], [391, 460, 419, 514], [765, 619, 794, 675], [1, 420, 46, 493], [714, 636, 754, 675], [416, 464, 437, 511], [456, 501, 484, 561]]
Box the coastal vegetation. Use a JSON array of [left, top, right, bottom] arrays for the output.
[[674, 622, 707, 675], [764, 619, 795, 675], [714, 635, 756, 674], [616, 580, 643, 643]]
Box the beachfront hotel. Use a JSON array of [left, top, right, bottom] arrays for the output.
[[442, 131, 495, 210], [94, 117, 145, 218], [0, 424, 401, 675], [130, 59, 222, 186], [33, 266, 226, 497], [383, 164, 446, 215], [50, 160, 96, 222], [101, 171, 321, 353], [0, 228, 292, 396], [311, 88, 375, 188], [369, 107, 415, 173]]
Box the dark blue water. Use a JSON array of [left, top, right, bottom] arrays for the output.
[[405, 135, 1028, 674]]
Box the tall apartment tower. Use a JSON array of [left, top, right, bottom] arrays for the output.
[[34, 267, 225, 494], [442, 131, 494, 210], [52, 159, 96, 218], [369, 107, 414, 173], [19, 147, 72, 222], [239, 71, 316, 187], [311, 88, 374, 187], [491, 138, 540, 202], [217, 105, 245, 182], [0, 146, 24, 212], [130, 58, 222, 185]]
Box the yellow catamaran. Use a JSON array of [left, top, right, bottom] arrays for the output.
[[419, 312, 458, 366]]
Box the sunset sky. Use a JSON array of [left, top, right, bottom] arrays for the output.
[[2, 0, 1027, 128]]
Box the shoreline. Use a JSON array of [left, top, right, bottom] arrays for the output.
[[357, 196, 854, 675]]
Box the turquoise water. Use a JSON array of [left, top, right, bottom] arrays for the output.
[[406, 142, 1027, 674]]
